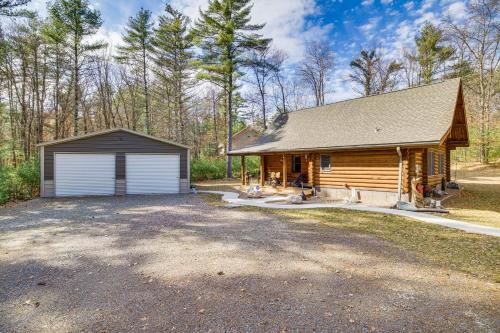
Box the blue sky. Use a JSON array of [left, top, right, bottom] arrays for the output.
[[30, 0, 467, 101]]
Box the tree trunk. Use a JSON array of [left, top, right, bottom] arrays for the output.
[[142, 46, 150, 134], [212, 89, 218, 155], [226, 70, 233, 178], [73, 40, 79, 136], [54, 48, 61, 139]]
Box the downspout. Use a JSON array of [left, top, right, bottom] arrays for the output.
[[396, 147, 402, 202]]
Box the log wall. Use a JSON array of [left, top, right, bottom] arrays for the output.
[[258, 145, 448, 193], [263, 154, 309, 183], [313, 149, 400, 192]]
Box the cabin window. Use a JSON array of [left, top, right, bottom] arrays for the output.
[[438, 153, 445, 174], [292, 155, 301, 173], [320, 154, 331, 171], [427, 151, 435, 176]]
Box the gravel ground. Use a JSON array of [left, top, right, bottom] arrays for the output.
[[0, 194, 498, 332]]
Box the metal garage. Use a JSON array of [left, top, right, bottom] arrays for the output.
[[38, 128, 190, 197]]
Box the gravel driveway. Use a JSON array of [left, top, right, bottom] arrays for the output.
[[0, 195, 498, 332]]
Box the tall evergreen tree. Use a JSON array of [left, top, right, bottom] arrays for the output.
[[49, 0, 104, 135], [116, 8, 154, 134], [415, 23, 454, 84], [41, 15, 68, 139], [193, 0, 271, 177], [152, 5, 193, 143]]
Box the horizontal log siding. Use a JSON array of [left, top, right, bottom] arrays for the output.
[[313, 149, 400, 191], [263, 154, 309, 183], [264, 155, 283, 179]]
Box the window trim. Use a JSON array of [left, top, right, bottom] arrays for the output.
[[438, 153, 445, 175], [320, 154, 331, 172], [427, 151, 435, 176], [292, 155, 301, 173]]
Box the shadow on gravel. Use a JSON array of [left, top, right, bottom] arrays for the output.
[[0, 195, 498, 332]]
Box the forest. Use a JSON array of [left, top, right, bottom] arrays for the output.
[[0, 0, 498, 203]]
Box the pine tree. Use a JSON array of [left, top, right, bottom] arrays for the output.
[[415, 23, 454, 84], [49, 0, 104, 135], [193, 0, 271, 177], [41, 16, 68, 139], [116, 8, 154, 134], [152, 5, 193, 143]]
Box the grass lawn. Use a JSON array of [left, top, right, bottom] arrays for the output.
[[200, 193, 500, 283], [443, 183, 500, 228], [194, 179, 241, 192], [442, 163, 500, 228]]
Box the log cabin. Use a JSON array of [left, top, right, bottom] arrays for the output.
[[228, 78, 469, 206]]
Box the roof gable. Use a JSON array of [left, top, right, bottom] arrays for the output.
[[38, 128, 190, 149], [230, 78, 463, 154]]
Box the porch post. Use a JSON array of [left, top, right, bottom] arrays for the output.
[[282, 154, 288, 188], [445, 146, 451, 182], [241, 155, 246, 185], [308, 153, 314, 186], [259, 155, 265, 186]]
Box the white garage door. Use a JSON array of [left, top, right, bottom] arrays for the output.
[[126, 154, 180, 194], [55, 154, 115, 197]]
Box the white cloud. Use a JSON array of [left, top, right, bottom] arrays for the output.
[[171, 0, 326, 61], [361, 0, 374, 6], [419, 0, 436, 12], [359, 16, 381, 40], [414, 11, 439, 25], [381, 0, 393, 4], [28, 0, 48, 17], [445, 1, 467, 21], [404, 1, 415, 11]]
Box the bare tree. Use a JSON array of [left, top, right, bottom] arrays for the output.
[[402, 48, 420, 87], [269, 49, 288, 113], [350, 49, 402, 96], [445, 0, 500, 163], [350, 49, 379, 96], [298, 41, 334, 106], [377, 59, 402, 93], [246, 47, 274, 129]]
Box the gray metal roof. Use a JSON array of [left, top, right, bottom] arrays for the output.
[[229, 78, 461, 155], [37, 128, 191, 149]]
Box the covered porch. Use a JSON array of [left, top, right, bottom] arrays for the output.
[[238, 152, 315, 190]]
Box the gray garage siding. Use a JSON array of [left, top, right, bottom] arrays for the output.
[[44, 130, 188, 180]]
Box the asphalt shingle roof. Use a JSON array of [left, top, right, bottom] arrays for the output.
[[229, 78, 461, 155]]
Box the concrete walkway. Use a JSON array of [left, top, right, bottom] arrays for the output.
[[200, 191, 500, 237]]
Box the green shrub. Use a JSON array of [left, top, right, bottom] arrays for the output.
[[0, 158, 39, 205], [190, 156, 260, 181]]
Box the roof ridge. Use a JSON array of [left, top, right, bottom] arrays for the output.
[[290, 77, 461, 114], [37, 127, 191, 149]]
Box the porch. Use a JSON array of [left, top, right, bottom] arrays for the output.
[[239, 153, 315, 189]]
